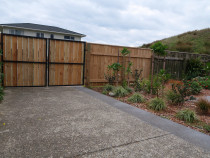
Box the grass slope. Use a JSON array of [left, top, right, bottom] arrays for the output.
[[141, 28, 210, 55]]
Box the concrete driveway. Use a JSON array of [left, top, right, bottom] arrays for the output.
[[0, 86, 210, 158]]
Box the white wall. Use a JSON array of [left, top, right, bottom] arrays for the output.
[[3, 28, 82, 41]]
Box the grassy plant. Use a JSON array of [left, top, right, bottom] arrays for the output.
[[203, 124, 210, 132], [149, 97, 166, 111], [103, 84, 114, 92], [113, 86, 128, 97], [176, 109, 197, 123], [127, 93, 145, 103], [166, 90, 183, 105], [124, 86, 133, 93], [195, 98, 210, 113], [0, 86, 4, 101]]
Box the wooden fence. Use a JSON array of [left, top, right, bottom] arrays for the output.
[[85, 43, 152, 86], [153, 51, 210, 79], [1, 34, 47, 87]]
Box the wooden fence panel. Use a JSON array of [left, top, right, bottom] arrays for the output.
[[3, 34, 47, 87], [85, 43, 152, 86], [154, 51, 210, 79], [49, 40, 84, 86]]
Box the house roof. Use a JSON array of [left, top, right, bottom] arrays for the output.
[[0, 23, 86, 37]]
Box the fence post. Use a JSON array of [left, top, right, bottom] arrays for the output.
[[85, 43, 91, 86], [163, 56, 166, 70], [150, 51, 154, 94]]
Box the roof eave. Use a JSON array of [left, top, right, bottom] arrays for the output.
[[0, 25, 86, 37]]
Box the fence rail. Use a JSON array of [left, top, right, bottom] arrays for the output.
[[85, 43, 152, 86], [153, 51, 210, 79]]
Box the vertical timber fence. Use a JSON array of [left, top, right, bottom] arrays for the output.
[[85, 43, 152, 86], [153, 51, 210, 79], [1, 33, 47, 87]]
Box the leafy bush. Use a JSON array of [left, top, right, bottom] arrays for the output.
[[176, 109, 197, 123], [150, 42, 167, 56], [185, 58, 205, 79], [127, 93, 145, 103], [0, 86, 4, 101], [149, 97, 166, 111], [102, 84, 114, 95], [104, 74, 115, 85], [124, 86, 133, 93], [133, 69, 143, 92], [195, 98, 210, 113], [103, 84, 114, 92], [170, 83, 189, 105], [113, 86, 128, 97], [141, 79, 151, 94], [187, 81, 203, 95], [151, 75, 162, 95], [166, 90, 183, 105], [203, 124, 210, 132], [193, 76, 210, 90]]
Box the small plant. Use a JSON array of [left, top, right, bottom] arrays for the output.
[[121, 48, 131, 85], [104, 73, 115, 85], [107, 62, 122, 85], [185, 58, 205, 80], [193, 76, 210, 90], [113, 86, 128, 97], [141, 79, 151, 94], [195, 98, 210, 113], [166, 90, 183, 105], [149, 97, 166, 111], [103, 84, 114, 92], [0, 86, 4, 101], [170, 83, 190, 105], [124, 86, 133, 93], [186, 81, 202, 95], [127, 93, 145, 103], [176, 109, 197, 123], [133, 69, 143, 92], [203, 124, 210, 132]]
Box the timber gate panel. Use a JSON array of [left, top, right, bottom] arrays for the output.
[[48, 39, 85, 86], [2, 34, 47, 87]]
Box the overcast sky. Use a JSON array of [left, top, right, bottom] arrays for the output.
[[0, 0, 210, 46]]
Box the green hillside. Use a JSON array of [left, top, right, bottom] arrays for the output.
[[141, 28, 210, 55]]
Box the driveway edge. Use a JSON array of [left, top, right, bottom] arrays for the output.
[[75, 86, 210, 151]]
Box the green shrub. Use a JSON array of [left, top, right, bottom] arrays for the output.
[[185, 58, 205, 79], [102, 90, 108, 95], [113, 86, 128, 97], [141, 79, 150, 94], [176, 109, 197, 123], [133, 69, 143, 92], [124, 86, 133, 93], [193, 76, 210, 90], [195, 98, 210, 113], [102, 84, 114, 95], [127, 93, 145, 103], [170, 83, 189, 105], [0, 86, 4, 101], [203, 124, 210, 132], [149, 97, 166, 111], [103, 84, 114, 92], [188, 81, 202, 94], [166, 90, 183, 105]]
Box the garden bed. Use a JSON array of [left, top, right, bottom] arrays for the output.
[[90, 82, 210, 135]]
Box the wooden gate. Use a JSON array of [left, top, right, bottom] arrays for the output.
[[2, 34, 47, 87], [48, 39, 85, 86]]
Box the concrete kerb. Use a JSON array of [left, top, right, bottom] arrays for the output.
[[75, 86, 210, 151]]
